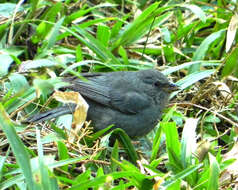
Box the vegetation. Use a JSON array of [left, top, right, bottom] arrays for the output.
[[0, 0, 238, 189]]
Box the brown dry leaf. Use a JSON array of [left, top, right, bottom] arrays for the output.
[[226, 14, 238, 52], [53, 91, 89, 143], [196, 139, 211, 162]]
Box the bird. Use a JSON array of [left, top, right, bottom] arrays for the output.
[[27, 69, 178, 138]]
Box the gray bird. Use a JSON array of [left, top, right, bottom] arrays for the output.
[[27, 69, 178, 138]]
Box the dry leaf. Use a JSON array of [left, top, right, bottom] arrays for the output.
[[226, 14, 238, 52], [196, 139, 211, 162], [220, 142, 238, 187], [53, 91, 89, 143]]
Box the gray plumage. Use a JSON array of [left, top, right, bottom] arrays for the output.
[[27, 69, 178, 137]]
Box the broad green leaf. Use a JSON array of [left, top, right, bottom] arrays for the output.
[[0, 47, 23, 77], [204, 115, 221, 123], [162, 122, 181, 164], [222, 46, 238, 77], [8, 73, 29, 93], [111, 128, 139, 163], [97, 25, 111, 47], [57, 141, 69, 172]]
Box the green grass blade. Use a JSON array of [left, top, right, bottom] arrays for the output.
[[71, 26, 121, 65], [0, 104, 37, 190], [207, 153, 220, 190]]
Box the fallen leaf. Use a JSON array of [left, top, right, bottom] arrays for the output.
[[226, 14, 238, 52], [53, 91, 89, 143]]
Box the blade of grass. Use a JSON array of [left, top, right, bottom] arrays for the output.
[[207, 153, 220, 190], [0, 104, 37, 190]]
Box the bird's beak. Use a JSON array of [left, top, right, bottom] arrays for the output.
[[166, 82, 180, 92]]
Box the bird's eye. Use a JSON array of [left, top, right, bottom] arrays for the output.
[[154, 81, 161, 87]]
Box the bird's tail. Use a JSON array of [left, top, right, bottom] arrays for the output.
[[26, 104, 76, 123]]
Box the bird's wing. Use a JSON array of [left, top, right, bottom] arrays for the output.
[[110, 91, 151, 114], [63, 75, 151, 114], [63, 75, 111, 106]]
